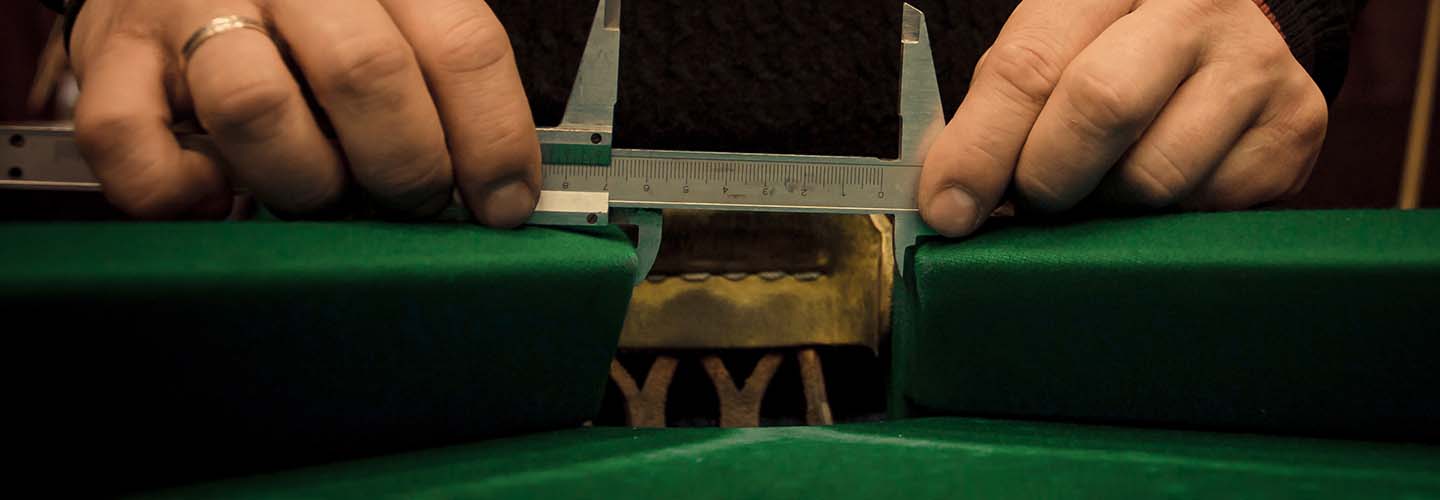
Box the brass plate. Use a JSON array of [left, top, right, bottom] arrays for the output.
[[619, 211, 892, 350]]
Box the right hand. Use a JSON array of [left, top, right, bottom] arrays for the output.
[[69, 0, 541, 226], [917, 0, 1327, 237]]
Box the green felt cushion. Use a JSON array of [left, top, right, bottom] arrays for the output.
[[0, 222, 636, 494], [896, 209, 1440, 441], [145, 417, 1440, 498]]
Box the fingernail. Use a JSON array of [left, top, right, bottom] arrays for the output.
[[928, 187, 979, 237], [478, 179, 536, 228]]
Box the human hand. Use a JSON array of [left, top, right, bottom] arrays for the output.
[[918, 0, 1328, 236], [69, 0, 540, 226]]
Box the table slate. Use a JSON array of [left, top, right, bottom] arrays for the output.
[[0, 221, 637, 493], [144, 417, 1440, 499], [894, 209, 1440, 442]]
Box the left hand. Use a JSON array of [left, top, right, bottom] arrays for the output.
[[67, 0, 541, 225], [918, 0, 1328, 237]]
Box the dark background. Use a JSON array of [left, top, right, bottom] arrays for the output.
[[2, 0, 1436, 208]]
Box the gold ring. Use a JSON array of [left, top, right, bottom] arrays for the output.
[[181, 15, 273, 63]]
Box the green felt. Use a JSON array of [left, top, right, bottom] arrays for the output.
[[0, 221, 637, 493], [898, 209, 1440, 441], [147, 417, 1440, 499]]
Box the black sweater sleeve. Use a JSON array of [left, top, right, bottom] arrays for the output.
[[1265, 0, 1368, 102]]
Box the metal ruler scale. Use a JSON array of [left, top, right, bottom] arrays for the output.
[[0, 0, 942, 285], [543, 153, 921, 214]]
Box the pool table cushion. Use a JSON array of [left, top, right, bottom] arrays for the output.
[[0, 221, 637, 493], [896, 209, 1440, 441]]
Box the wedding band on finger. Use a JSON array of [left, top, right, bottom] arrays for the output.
[[181, 15, 275, 64]]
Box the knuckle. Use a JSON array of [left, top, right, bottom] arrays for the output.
[[955, 135, 1009, 172], [1013, 169, 1068, 212], [1257, 41, 1294, 66], [73, 114, 189, 219], [316, 35, 415, 99], [263, 173, 346, 215], [1263, 81, 1328, 155], [1200, 181, 1270, 211], [1216, 70, 1267, 105], [982, 37, 1066, 107], [1284, 165, 1315, 199], [1253, 175, 1294, 205], [368, 149, 454, 212], [89, 161, 187, 219], [106, 184, 190, 219], [1206, 151, 1298, 210], [457, 113, 539, 183], [971, 49, 991, 80], [1065, 69, 1146, 133], [432, 11, 514, 75], [299, 183, 346, 212], [199, 79, 293, 137], [1289, 84, 1329, 146], [74, 111, 132, 159], [1123, 146, 1192, 207]]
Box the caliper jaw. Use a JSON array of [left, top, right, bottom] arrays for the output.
[[522, 190, 660, 288], [889, 2, 944, 278], [609, 208, 663, 287], [523, 0, 661, 287], [533, 0, 620, 167]]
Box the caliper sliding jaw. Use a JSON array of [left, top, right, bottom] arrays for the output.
[[520, 0, 665, 286]]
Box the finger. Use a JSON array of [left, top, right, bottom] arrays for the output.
[[1090, 60, 1267, 208], [178, 6, 347, 215], [1182, 75, 1328, 210], [270, 0, 454, 216], [919, 0, 1134, 237], [1012, 3, 1203, 213], [73, 39, 231, 219], [378, 0, 540, 228]]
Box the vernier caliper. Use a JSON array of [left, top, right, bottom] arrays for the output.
[[0, 0, 942, 285]]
